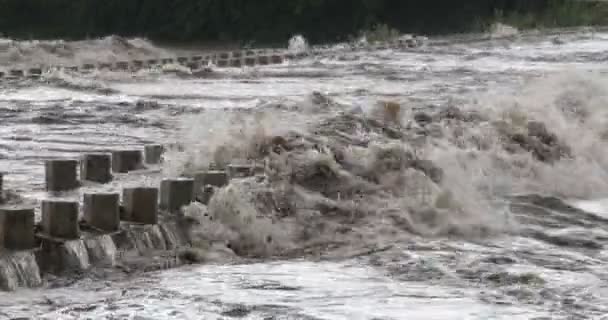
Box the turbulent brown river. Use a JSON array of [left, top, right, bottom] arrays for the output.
[[2, 28, 608, 319]]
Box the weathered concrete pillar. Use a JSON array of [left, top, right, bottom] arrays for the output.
[[258, 56, 270, 65], [80, 153, 112, 183], [0, 207, 35, 251], [82, 64, 95, 71], [41, 200, 80, 239], [9, 70, 24, 77], [111, 150, 143, 173], [271, 55, 284, 64], [227, 164, 254, 179], [160, 178, 194, 213], [144, 144, 164, 165], [28, 68, 42, 77], [132, 60, 144, 69], [115, 61, 129, 70], [193, 171, 228, 201], [122, 187, 158, 225], [245, 57, 256, 67], [230, 59, 242, 68], [45, 160, 79, 192], [84, 193, 120, 232], [217, 60, 229, 68]]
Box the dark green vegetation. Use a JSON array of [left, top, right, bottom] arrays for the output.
[[0, 0, 606, 44]]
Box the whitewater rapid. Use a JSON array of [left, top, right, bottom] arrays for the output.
[[2, 29, 608, 319]]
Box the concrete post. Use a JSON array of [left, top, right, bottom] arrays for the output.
[[122, 187, 158, 225], [193, 171, 228, 201], [80, 153, 112, 183], [258, 56, 270, 65], [9, 70, 24, 77], [0, 207, 35, 251], [45, 160, 79, 192], [227, 164, 254, 179], [144, 144, 164, 165], [83, 193, 120, 232], [111, 150, 143, 173], [230, 59, 242, 68], [115, 61, 129, 70], [160, 178, 194, 213], [245, 57, 256, 67], [41, 200, 80, 239], [271, 55, 284, 64]]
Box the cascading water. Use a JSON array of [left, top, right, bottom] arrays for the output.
[[0, 252, 41, 291]]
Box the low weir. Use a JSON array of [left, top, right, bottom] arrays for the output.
[[0, 36, 426, 80], [0, 144, 241, 291]]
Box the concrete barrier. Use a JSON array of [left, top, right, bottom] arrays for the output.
[[193, 171, 228, 201], [258, 56, 270, 65], [245, 57, 256, 67], [230, 59, 242, 68], [0, 207, 35, 251], [45, 159, 79, 192], [82, 64, 95, 71], [271, 55, 284, 64], [227, 164, 255, 179], [144, 144, 164, 165], [98, 63, 112, 70], [80, 153, 112, 183], [111, 150, 143, 173], [84, 193, 120, 232], [132, 60, 144, 69], [28, 68, 42, 77], [115, 61, 129, 71], [217, 60, 229, 68], [122, 187, 158, 225], [160, 179, 194, 213], [9, 70, 24, 77], [186, 62, 199, 70], [41, 200, 80, 239]]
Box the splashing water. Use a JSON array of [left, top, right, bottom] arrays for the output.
[[288, 34, 309, 54]]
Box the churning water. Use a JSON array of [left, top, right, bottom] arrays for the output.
[[2, 28, 608, 319]]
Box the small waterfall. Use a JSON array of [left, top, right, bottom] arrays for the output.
[[0, 252, 41, 291], [126, 225, 167, 254], [85, 235, 118, 266], [160, 223, 187, 250], [61, 240, 91, 271]]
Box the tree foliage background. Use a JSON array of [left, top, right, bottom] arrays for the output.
[[0, 0, 605, 44]]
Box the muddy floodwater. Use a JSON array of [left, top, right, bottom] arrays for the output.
[[2, 29, 608, 319]]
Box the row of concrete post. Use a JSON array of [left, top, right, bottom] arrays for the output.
[[0, 144, 258, 253], [0, 49, 295, 79]]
